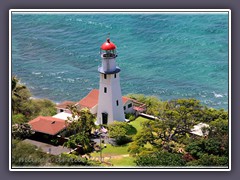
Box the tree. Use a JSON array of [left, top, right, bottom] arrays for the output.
[[18, 98, 57, 121], [12, 76, 27, 100], [135, 151, 186, 167], [12, 123, 35, 139], [108, 121, 133, 145], [185, 118, 228, 160], [63, 107, 96, 154], [12, 140, 49, 166], [11, 76, 56, 121], [12, 76, 31, 114], [64, 133, 93, 154], [65, 107, 96, 137], [12, 113, 26, 124], [186, 154, 228, 167], [129, 99, 202, 152], [127, 94, 166, 117]]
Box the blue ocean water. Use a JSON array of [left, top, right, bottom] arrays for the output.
[[11, 13, 229, 110]]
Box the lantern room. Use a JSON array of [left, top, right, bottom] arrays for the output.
[[100, 38, 117, 58]]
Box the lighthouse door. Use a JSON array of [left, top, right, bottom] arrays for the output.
[[102, 112, 108, 124]]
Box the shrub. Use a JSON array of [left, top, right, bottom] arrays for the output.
[[12, 113, 26, 124], [125, 113, 136, 121], [135, 151, 186, 167], [108, 122, 134, 145], [12, 141, 49, 166], [186, 154, 228, 167]]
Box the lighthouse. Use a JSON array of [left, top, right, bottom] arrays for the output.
[[97, 38, 125, 124]]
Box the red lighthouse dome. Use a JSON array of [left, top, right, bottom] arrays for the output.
[[101, 38, 116, 50]]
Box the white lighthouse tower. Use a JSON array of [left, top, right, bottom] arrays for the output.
[[97, 38, 125, 125]]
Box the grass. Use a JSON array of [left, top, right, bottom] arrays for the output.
[[129, 117, 149, 133], [109, 156, 136, 167], [90, 117, 149, 166], [91, 143, 130, 157]]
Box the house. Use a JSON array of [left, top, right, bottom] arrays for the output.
[[56, 101, 76, 114], [76, 89, 136, 115], [52, 112, 76, 121], [76, 89, 99, 114], [28, 116, 68, 136]]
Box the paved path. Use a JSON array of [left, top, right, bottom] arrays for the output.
[[23, 139, 72, 155]]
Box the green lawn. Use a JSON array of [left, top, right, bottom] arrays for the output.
[[109, 156, 136, 167], [129, 117, 149, 133], [91, 143, 129, 157], [90, 117, 149, 166]]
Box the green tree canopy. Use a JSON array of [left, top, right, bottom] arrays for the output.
[[108, 121, 134, 145], [135, 151, 186, 167], [65, 107, 96, 137], [12, 123, 35, 139], [63, 107, 96, 154]]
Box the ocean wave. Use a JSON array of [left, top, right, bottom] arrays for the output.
[[213, 91, 224, 98], [32, 72, 41, 75], [63, 78, 75, 83]]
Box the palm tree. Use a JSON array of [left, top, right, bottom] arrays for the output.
[[66, 105, 96, 136], [63, 107, 96, 154], [12, 76, 26, 98], [12, 76, 27, 113]]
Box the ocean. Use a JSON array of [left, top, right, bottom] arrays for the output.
[[11, 12, 229, 110]]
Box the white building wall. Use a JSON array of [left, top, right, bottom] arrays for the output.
[[90, 105, 98, 115], [123, 100, 134, 114], [57, 108, 71, 114]]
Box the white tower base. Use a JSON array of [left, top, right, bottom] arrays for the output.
[[97, 72, 125, 125]]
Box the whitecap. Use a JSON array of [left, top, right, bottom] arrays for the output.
[[213, 91, 223, 98], [76, 18, 82, 22], [32, 72, 41, 75]]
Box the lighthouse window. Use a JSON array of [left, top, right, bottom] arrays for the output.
[[114, 74, 117, 78], [124, 106, 126, 110], [104, 74, 107, 79], [104, 87, 107, 93], [116, 100, 119, 106], [128, 103, 132, 108]]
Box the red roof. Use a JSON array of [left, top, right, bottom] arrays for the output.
[[78, 89, 131, 108], [122, 96, 131, 104], [56, 101, 76, 109], [28, 116, 67, 135], [133, 106, 145, 112], [101, 38, 116, 50], [78, 89, 99, 108]]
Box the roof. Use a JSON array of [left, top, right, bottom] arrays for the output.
[[52, 112, 75, 121], [122, 96, 131, 104], [190, 123, 209, 136], [56, 101, 76, 109], [101, 38, 116, 50], [133, 106, 145, 112], [78, 89, 99, 108], [78, 89, 132, 109], [28, 116, 68, 135]]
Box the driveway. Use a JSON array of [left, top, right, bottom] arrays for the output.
[[23, 139, 72, 155]]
